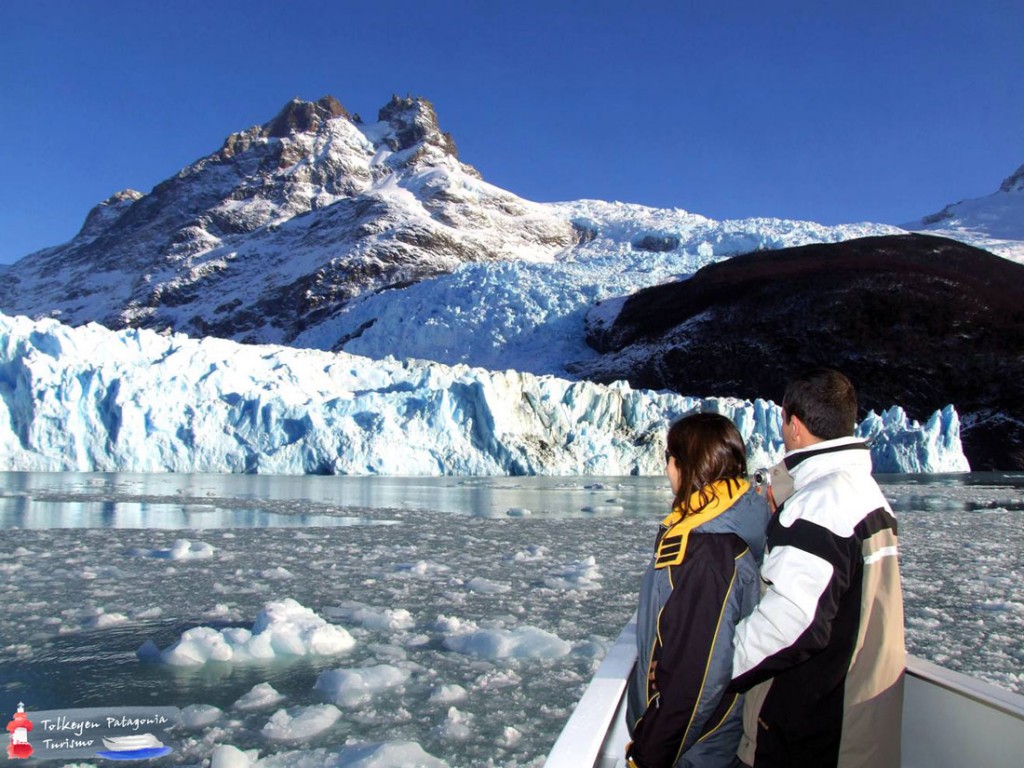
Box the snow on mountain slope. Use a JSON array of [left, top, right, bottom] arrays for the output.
[[0, 313, 968, 474], [0, 96, 573, 344], [294, 199, 902, 375], [904, 164, 1024, 263], [1, 94, 908, 376]]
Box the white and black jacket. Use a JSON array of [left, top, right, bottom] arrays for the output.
[[730, 438, 906, 768]]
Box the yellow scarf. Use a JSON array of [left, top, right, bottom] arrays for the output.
[[654, 478, 749, 569]]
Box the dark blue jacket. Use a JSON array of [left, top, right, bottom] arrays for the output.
[[627, 480, 769, 768]]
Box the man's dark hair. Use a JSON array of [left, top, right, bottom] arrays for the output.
[[782, 368, 857, 440]]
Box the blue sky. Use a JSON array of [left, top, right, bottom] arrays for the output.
[[1, 0, 1021, 264]]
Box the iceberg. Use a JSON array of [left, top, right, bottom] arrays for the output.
[[139, 598, 356, 666], [0, 313, 968, 474]]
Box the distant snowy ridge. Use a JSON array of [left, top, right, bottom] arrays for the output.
[[905, 163, 1024, 263], [0, 313, 968, 474]]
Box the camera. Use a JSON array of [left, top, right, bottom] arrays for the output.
[[752, 467, 772, 489]]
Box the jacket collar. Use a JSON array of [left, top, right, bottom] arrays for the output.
[[655, 478, 753, 568], [783, 436, 872, 489], [660, 478, 750, 529]]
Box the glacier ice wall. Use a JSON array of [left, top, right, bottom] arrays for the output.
[[0, 314, 969, 475]]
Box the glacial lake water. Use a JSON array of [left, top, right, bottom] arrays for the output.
[[0, 471, 1022, 767]]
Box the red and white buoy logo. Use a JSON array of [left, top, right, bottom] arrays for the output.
[[6, 702, 33, 759]]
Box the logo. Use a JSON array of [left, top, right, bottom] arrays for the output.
[[3, 705, 181, 762], [6, 702, 33, 760]]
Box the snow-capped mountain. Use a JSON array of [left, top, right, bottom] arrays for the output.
[[904, 164, 1024, 262], [1, 94, 901, 372], [0, 95, 574, 343]]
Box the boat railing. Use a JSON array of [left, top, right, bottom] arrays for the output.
[[901, 655, 1024, 768], [543, 615, 1024, 768], [544, 616, 636, 768]]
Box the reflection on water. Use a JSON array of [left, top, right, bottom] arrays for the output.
[[883, 472, 1024, 513], [1, 471, 1023, 529], [0, 471, 673, 528]]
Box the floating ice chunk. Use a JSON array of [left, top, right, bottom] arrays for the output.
[[141, 598, 355, 665], [443, 623, 571, 659], [88, 611, 129, 629], [435, 707, 474, 741], [181, 704, 222, 728], [498, 725, 522, 748], [428, 684, 468, 705], [169, 539, 216, 560], [390, 561, 450, 579], [233, 682, 286, 712], [580, 504, 624, 515], [544, 556, 602, 590], [574, 636, 613, 660], [161, 626, 238, 664], [210, 744, 255, 768], [260, 567, 294, 580], [324, 604, 416, 632], [202, 603, 244, 622], [465, 576, 511, 594], [433, 615, 467, 634], [510, 545, 548, 562], [261, 704, 341, 742], [129, 539, 216, 560], [473, 669, 522, 689], [366, 643, 407, 661], [314, 664, 412, 707], [505, 507, 532, 517]]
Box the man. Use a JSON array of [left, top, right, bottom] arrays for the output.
[[730, 369, 905, 767]]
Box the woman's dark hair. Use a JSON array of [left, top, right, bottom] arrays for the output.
[[666, 412, 748, 516], [782, 368, 857, 440]]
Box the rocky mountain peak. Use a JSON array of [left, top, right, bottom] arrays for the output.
[[999, 163, 1024, 193], [78, 189, 144, 239], [264, 95, 351, 138], [378, 94, 459, 158], [215, 96, 352, 160]]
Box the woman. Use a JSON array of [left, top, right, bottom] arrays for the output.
[[625, 412, 770, 768]]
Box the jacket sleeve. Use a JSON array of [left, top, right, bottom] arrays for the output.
[[629, 536, 741, 768], [730, 515, 856, 691]]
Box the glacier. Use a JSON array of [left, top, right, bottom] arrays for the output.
[[0, 313, 968, 474], [291, 199, 904, 375]]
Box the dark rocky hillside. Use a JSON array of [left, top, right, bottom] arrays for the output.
[[573, 234, 1024, 470]]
